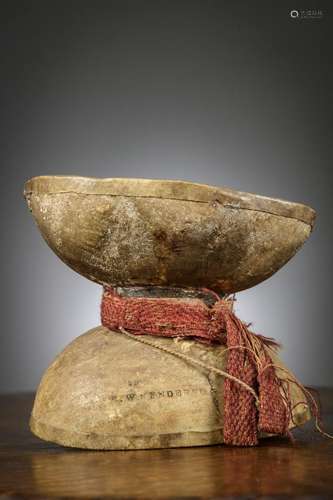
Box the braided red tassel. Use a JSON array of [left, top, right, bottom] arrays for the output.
[[101, 287, 291, 446]]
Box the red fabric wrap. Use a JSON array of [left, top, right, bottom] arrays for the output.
[[101, 287, 290, 446]]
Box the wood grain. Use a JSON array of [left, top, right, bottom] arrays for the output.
[[0, 390, 333, 498]]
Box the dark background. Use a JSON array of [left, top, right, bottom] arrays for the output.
[[0, 0, 332, 392]]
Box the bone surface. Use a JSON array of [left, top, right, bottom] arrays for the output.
[[24, 176, 316, 293], [30, 326, 310, 450]]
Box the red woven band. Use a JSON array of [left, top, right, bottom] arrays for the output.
[[101, 287, 290, 446]]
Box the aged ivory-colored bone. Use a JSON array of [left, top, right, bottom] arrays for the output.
[[30, 326, 310, 450], [24, 176, 315, 293], [24, 176, 315, 449]]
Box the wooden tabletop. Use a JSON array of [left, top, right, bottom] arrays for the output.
[[0, 390, 333, 499]]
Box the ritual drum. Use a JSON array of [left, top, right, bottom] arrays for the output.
[[24, 176, 316, 449]]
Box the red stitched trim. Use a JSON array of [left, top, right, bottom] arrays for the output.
[[101, 287, 289, 446]]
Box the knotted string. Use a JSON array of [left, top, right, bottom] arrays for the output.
[[100, 286, 328, 446]]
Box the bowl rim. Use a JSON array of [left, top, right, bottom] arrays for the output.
[[24, 175, 316, 227]]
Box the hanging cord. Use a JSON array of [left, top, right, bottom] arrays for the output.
[[119, 326, 259, 404], [101, 286, 332, 445]]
